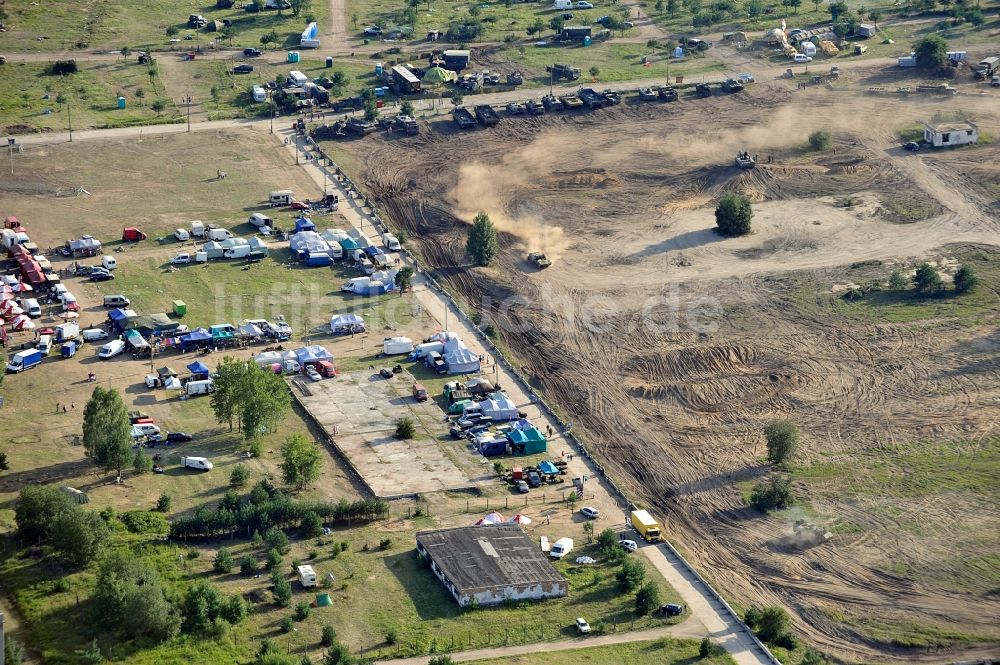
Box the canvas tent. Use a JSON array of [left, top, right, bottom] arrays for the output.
[[186, 360, 210, 378], [508, 427, 547, 456], [442, 336, 480, 374], [294, 345, 332, 365], [330, 313, 365, 334], [474, 511, 505, 526], [480, 392, 518, 422], [179, 328, 213, 351], [294, 217, 316, 233], [132, 313, 179, 335]]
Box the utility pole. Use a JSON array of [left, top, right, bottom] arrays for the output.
[[269, 92, 275, 134], [7, 138, 15, 176], [68, 101, 73, 142], [186, 94, 191, 132], [295, 134, 300, 164]]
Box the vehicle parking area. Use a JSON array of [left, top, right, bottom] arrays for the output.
[[294, 369, 482, 498]]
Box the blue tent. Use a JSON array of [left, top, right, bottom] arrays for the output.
[[179, 328, 212, 351], [108, 307, 137, 332], [294, 217, 316, 233], [186, 360, 210, 375], [363, 245, 384, 258]]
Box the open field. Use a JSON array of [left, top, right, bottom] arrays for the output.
[[338, 71, 1000, 663], [467, 636, 736, 664], [0, 0, 327, 52]]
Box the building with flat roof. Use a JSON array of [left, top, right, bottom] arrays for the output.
[[923, 120, 978, 148], [416, 525, 568, 607]]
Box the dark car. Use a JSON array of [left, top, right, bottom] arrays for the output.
[[363, 26, 383, 36], [449, 424, 465, 439], [658, 603, 684, 616], [233, 63, 254, 74], [90, 272, 115, 282], [166, 432, 193, 443], [379, 367, 394, 379], [562, 12, 574, 19], [515, 480, 530, 493], [902, 141, 920, 152], [244, 47, 262, 57], [527, 470, 542, 487]]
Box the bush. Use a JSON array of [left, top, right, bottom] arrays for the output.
[[340, 541, 350, 552], [301, 510, 323, 538], [155, 493, 172, 512], [699, 637, 725, 657], [384, 627, 398, 645], [616, 557, 646, 591], [230, 464, 250, 487], [120, 510, 168, 534], [379, 538, 393, 550], [764, 420, 798, 464], [755, 605, 790, 642], [5, 637, 25, 665], [808, 130, 831, 151], [15, 484, 74, 542], [953, 265, 978, 294], [240, 555, 258, 576], [53, 577, 71, 592], [714, 192, 753, 237], [280, 616, 295, 633], [635, 582, 661, 615], [888, 267, 908, 290], [294, 601, 311, 621], [913, 34, 947, 69], [749, 475, 794, 512], [50, 60, 79, 75], [913, 262, 943, 296], [266, 548, 283, 571], [214, 547, 235, 574], [395, 417, 416, 439], [321, 624, 337, 647], [265, 527, 291, 554], [272, 573, 293, 607]]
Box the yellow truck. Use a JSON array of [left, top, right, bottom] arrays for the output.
[[630, 509, 665, 543]]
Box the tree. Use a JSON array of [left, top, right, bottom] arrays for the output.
[[828, 0, 848, 19], [526, 17, 545, 35], [230, 463, 250, 487], [953, 265, 978, 294], [364, 94, 379, 122], [212, 358, 291, 443], [583, 521, 594, 543], [135, 87, 145, 106], [699, 637, 725, 657], [290, 0, 312, 17], [16, 484, 74, 542], [714, 192, 753, 237], [134, 448, 152, 474], [166, 25, 180, 36], [83, 387, 134, 479], [152, 99, 166, 114], [394, 266, 414, 292], [888, 267, 908, 290], [808, 130, 831, 151], [550, 15, 565, 33], [121, 46, 132, 61], [400, 99, 415, 116], [746, 0, 764, 17], [395, 417, 416, 439], [272, 572, 293, 607], [667, 0, 678, 14], [914, 35, 948, 69], [265, 527, 291, 554], [801, 648, 829, 664], [913, 262, 943, 296], [301, 511, 323, 538], [635, 582, 661, 614], [868, 8, 881, 27], [616, 557, 646, 591], [214, 547, 235, 573], [92, 551, 181, 642], [323, 643, 353, 665], [156, 493, 172, 512], [597, 527, 619, 554], [750, 475, 794, 512], [51, 509, 110, 566], [787, 0, 802, 11], [589, 65, 600, 80], [450, 90, 464, 107], [764, 420, 798, 464], [321, 624, 337, 647], [755, 606, 790, 642], [280, 434, 322, 490], [240, 555, 258, 576], [467, 211, 500, 266], [428, 657, 456, 665]]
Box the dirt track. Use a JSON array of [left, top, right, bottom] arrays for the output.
[[339, 79, 1000, 662]]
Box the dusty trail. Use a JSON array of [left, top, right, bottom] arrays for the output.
[[341, 81, 1000, 662]]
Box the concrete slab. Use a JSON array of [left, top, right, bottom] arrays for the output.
[[295, 369, 478, 498]]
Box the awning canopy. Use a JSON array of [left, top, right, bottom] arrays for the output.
[[186, 360, 210, 374]]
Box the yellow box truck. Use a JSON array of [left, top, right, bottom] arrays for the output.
[[630, 509, 665, 543]]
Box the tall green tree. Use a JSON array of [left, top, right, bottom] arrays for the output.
[[211, 358, 292, 443], [15, 485, 74, 542], [913, 35, 948, 69], [82, 387, 133, 479], [280, 434, 322, 490], [51, 509, 110, 566], [764, 420, 798, 464], [952, 265, 978, 294], [635, 582, 661, 614], [467, 211, 500, 266], [913, 262, 943, 296], [616, 557, 646, 591], [290, 0, 312, 17]]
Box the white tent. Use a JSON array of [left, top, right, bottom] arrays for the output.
[[475, 511, 505, 526], [330, 313, 365, 333], [480, 392, 518, 422], [442, 335, 481, 374], [239, 323, 264, 337]]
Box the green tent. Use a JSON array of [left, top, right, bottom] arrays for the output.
[[509, 427, 547, 456], [316, 593, 332, 607], [423, 66, 456, 84]]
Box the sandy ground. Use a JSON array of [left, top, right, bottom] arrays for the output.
[[339, 75, 1000, 662]]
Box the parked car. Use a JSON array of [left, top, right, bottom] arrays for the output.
[[290, 199, 311, 211], [171, 253, 192, 265], [82, 328, 109, 342], [659, 603, 684, 616], [902, 141, 921, 151], [244, 47, 262, 57], [621, 539, 638, 552], [527, 470, 542, 487], [98, 340, 126, 359], [575, 618, 591, 634], [233, 63, 254, 74], [166, 432, 193, 443], [412, 383, 428, 401], [562, 12, 574, 19], [90, 271, 115, 282], [580, 506, 600, 519], [576, 0, 594, 7], [306, 365, 322, 381], [515, 480, 530, 493], [363, 26, 382, 35]]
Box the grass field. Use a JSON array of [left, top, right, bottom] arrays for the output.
[[466, 636, 736, 664], [0, 510, 687, 662], [1, 0, 327, 52]]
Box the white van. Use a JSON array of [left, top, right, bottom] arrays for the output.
[[793, 53, 813, 63], [134, 423, 161, 437], [175, 228, 191, 241], [552, 0, 573, 8], [52, 283, 68, 297], [341, 277, 371, 293], [61, 293, 78, 311], [269, 190, 294, 207], [186, 379, 215, 396], [82, 328, 109, 342], [190, 221, 206, 237], [382, 336, 414, 355], [103, 294, 131, 308], [224, 245, 251, 259], [181, 456, 214, 471], [550, 537, 574, 559], [207, 228, 234, 242], [249, 213, 273, 228], [382, 233, 401, 251], [101, 256, 117, 271], [98, 339, 126, 359], [37, 334, 53, 355], [24, 298, 42, 318]]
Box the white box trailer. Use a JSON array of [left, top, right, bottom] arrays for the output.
[[191, 221, 206, 237], [382, 336, 414, 355], [297, 564, 317, 587], [186, 379, 215, 396]]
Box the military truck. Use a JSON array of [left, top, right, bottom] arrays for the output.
[[696, 83, 712, 97], [392, 115, 419, 135], [545, 63, 581, 81], [658, 85, 678, 101], [528, 252, 552, 269], [735, 152, 756, 169], [452, 107, 477, 129], [474, 104, 500, 126], [541, 94, 564, 111], [559, 94, 584, 109], [507, 71, 525, 86], [525, 99, 546, 115], [722, 78, 744, 93], [578, 88, 608, 109]]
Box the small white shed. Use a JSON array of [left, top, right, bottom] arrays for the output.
[[923, 121, 978, 148]]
